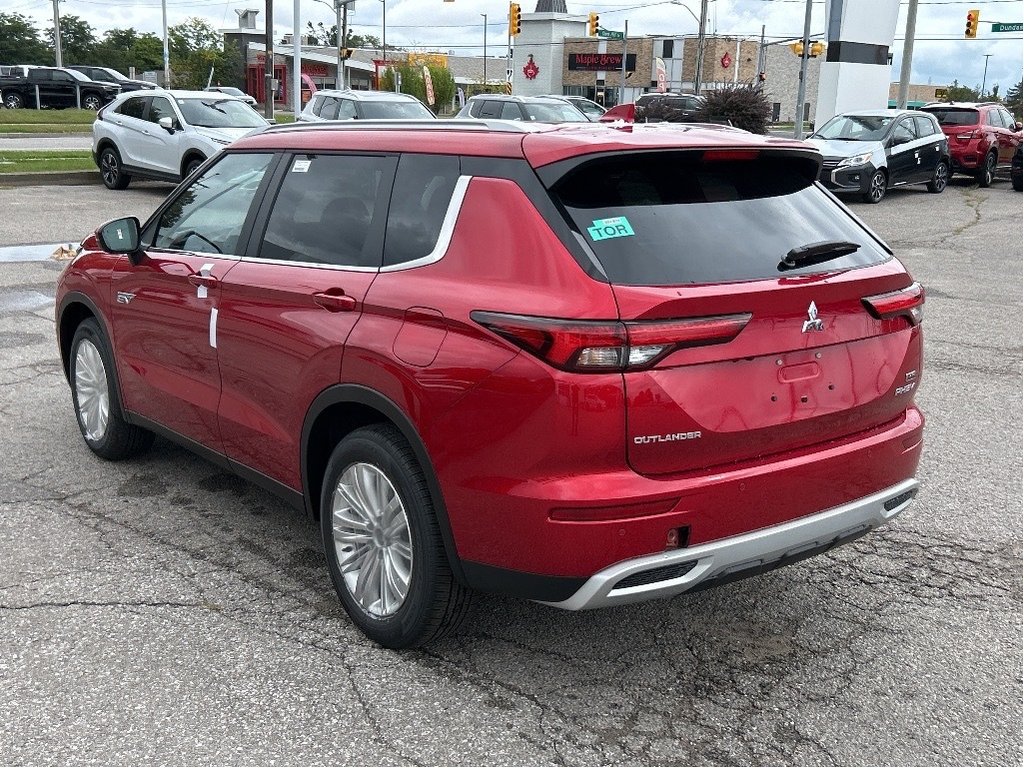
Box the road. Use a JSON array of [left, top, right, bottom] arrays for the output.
[[0, 178, 1021, 765], [0, 135, 94, 151]]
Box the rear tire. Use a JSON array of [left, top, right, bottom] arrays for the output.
[[321, 424, 471, 648], [70, 319, 153, 460], [976, 152, 996, 187], [927, 160, 948, 193], [99, 146, 131, 190], [862, 169, 887, 204]]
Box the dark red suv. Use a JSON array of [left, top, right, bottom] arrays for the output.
[[56, 121, 924, 648], [920, 102, 1022, 186]]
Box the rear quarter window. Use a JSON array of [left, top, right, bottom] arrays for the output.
[[548, 151, 890, 285]]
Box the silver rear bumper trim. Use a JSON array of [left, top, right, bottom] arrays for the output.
[[541, 478, 919, 611]]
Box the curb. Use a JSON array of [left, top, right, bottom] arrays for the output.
[[0, 170, 100, 187]]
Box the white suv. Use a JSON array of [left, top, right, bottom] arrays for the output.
[[93, 90, 269, 190], [298, 89, 434, 121]]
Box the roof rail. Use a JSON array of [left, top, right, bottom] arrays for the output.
[[262, 119, 540, 134]]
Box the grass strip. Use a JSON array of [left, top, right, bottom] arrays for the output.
[[0, 149, 95, 173]]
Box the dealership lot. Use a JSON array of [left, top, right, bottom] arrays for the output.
[[0, 178, 1020, 764]]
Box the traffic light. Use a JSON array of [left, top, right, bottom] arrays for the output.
[[965, 9, 980, 38], [789, 41, 804, 56], [509, 3, 522, 37], [588, 11, 600, 36], [809, 41, 825, 57]]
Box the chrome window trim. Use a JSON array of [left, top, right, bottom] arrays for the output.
[[234, 254, 380, 273], [379, 174, 472, 273]]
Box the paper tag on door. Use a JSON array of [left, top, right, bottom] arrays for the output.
[[292, 159, 312, 173]]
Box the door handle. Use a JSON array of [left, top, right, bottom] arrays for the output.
[[189, 262, 216, 299], [187, 274, 217, 288], [313, 291, 357, 312]]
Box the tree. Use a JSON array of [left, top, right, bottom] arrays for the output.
[[379, 62, 455, 114], [46, 14, 97, 65], [169, 17, 242, 89], [946, 80, 979, 102], [94, 28, 165, 75], [0, 12, 48, 64], [1005, 80, 1022, 119], [694, 86, 772, 134]]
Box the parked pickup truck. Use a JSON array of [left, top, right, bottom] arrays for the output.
[[1, 67, 120, 110]]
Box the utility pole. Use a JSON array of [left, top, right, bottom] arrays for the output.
[[620, 20, 628, 106], [694, 0, 708, 94], [264, 0, 274, 119], [52, 0, 63, 67], [292, 0, 301, 115], [981, 53, 992, 96], [335, 0, 342, 89], [340, 1, 349, 89], [896, 0, 919, 108], [793, 0, 813, 139], [161, 0, 170, 86], [481, 14, 487, 86]]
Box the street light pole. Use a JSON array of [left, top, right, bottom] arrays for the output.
[[336, 0, 342, 88], [694, 0, 708, 94], [896, 0, 919, 108], [52, 0, 63, 67], [481, 14, 487, 87], [793, 0, 814, 139], [981, 53, 993, 96]]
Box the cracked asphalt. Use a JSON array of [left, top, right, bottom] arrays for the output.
[[0, 177, 1021, 766]]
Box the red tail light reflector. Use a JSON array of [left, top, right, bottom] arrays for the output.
[[702, 149, 760, 162], [471, 311, 751, 372], [863, 282, 924, 326]]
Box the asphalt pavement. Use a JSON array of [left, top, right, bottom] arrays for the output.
[[0, 177, 1021, 765]]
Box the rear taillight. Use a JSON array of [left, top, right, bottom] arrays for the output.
[[471, 311, 751, 372], [863, 282, 924, 326], [955, 130, 976, 141]]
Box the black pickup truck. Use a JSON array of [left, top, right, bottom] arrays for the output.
[[1, 67, 120, 110]]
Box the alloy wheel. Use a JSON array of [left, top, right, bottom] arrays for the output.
[[331, 462, 413, 618], [83, 95, 102, 111], [933, 162, 948, 192], [869, 171, 886, 203], [100, 151, 119, 187], [74, 338, 110, 442]]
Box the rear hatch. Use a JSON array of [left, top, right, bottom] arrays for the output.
[[544, 147, 923, 476], [921, 106, 982, 144]]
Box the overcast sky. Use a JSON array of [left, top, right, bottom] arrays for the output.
[[5, 0, 1022, 90]]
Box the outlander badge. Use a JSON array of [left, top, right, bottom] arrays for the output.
[[802, 301, 824, 333]]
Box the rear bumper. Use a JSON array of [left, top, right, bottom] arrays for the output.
[[542, 478, 918, 610]]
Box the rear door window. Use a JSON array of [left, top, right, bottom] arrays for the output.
[[258, 153, 395, 268], [914, 116, 936, 137], [548, 151, 889, 285], [383, 154, 460, 266], [478, 100, 503, 119]]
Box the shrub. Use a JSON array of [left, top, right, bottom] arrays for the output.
[[695, 86, 772, 134]]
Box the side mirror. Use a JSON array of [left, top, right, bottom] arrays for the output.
[[890, 135, 908, 147], [158, 116, 176, 133], [96, 217, 141, 257]]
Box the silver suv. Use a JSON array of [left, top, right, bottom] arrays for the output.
[[454, 94, 589, 123], [298, 89, 434, 121], [92, 90, 269, 190]]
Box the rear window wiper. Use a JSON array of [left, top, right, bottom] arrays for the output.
[[779, 240, 860, 272]]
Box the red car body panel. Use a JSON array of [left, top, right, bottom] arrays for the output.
[[57, 122, 925, 600]]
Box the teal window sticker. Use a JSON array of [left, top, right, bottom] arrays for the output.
[[587, 216, 635, 242]]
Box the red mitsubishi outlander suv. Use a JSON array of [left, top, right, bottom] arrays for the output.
[[56, 121, 924, 648]]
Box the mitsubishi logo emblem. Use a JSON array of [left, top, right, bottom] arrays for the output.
[[802, 301, 824, 333]]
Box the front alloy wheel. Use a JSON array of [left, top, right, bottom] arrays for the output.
[[863, 169, 887, 204], [73, 338, 110, 443], [99, 147, 130, 190], [4, 92, 24, 109], [83, 94, 102, 111]]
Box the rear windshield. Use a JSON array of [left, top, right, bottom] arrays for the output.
[[524, 102, 590, 122], [361, 100, 434, 119], [922, 108, 979, 126], [550, 151, 889, 285]]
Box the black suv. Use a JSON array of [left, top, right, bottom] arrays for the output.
[[68, 65, 157, 93]]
